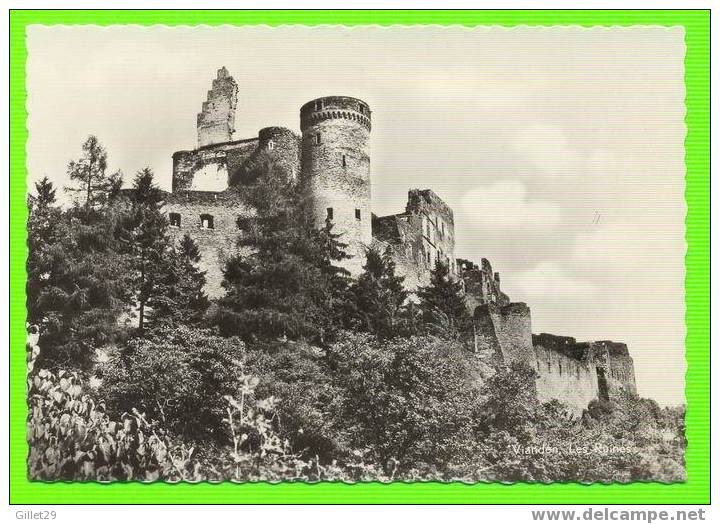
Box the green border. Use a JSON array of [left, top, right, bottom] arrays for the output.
[[9, 10, 710, 504]]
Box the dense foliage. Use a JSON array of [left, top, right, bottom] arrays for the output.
[[27, 176, 133, 370], [25, 137, 686, 483]]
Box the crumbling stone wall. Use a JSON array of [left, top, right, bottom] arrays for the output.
[[473, 302, 535, 365], [405, 189, 456, 273], [527, 334, 638, 413], [370, 236, 428, 293], [172, 138, 259, 192], [197, 67, 238, 147], [588, 341, 638, 399], [373, 213, 431, 291], [471, 309, 640, 414], [372, 189, 458, 291], [457, 258, 509, 311], [165, 190, 256, 298], [533, 345, 599, 416]]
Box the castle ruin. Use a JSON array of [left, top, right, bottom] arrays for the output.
[[164, 68, 637, 415]]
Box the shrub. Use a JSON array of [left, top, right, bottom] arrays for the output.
[[99, 326, 245, 442], [326, 332, 483, 475], [245, 341, 347, 461]]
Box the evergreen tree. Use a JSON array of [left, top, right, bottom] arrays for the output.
[[149, 234, 209, 327], [115, 168, 169, 334], [29, 195, 133, 370], [348, 247, 408, 338], [417, 260, 471, 336], [27, 177, 61, 327], [65, 136, 115, 211], [215, 154, 350, 345]]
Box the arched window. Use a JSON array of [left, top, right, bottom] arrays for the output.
[[169, 212, 181, 227], [200, 214, 214, 229], [267, 140, 275, 151]]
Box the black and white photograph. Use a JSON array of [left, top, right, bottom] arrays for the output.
[[25, 24, 687, 483]]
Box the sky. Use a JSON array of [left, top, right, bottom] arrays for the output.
[[26, 25, 687, 405]]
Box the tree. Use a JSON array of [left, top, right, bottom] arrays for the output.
[[115, 168, 169, 334], [417, 260, 471, 336], [65, 136, 115, 211], [27, 177, 61, 326], [347, 247, 408, 338], [215, 154, 351, 345], [29, 202, 134, 370], [327, 332, 483, 474], [149, 234, 209, 327]]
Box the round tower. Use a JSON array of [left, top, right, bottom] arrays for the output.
[[258, 127, 301, 183], [300, 96, 372, 275]]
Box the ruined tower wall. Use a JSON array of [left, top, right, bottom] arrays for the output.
[[533, 345, 600, 415], [300, 96, 372, 276], [197, 67, 238, 148], [257, 127, 301, 182], [370, 237, 429, 292], [473, 302, 535, 365], [458, 258, 509, 311], [589, 341, 638, 399], [164, 191, 256, 298], [372, 189, 458, 291], [172, 139, 260, 192], [405, 189, 456, 274]]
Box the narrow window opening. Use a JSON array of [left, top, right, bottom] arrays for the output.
[[200, 214, 214, 230], [342, 154, 347, 168], [169, 212, 181, 227], [267, 140, 275, 151], [559, 363, 562, 375], [315, 133, 322, 145], [355, 208, 361, 221], [326, 207, 333, 221]]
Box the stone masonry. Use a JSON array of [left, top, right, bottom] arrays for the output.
[[162, 67, 638, 415]]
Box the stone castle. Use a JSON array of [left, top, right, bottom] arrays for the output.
[[164, 67, 637, 415]]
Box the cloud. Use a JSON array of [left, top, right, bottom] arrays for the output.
[[513, 125, 580, 176], [462, 180, 561, 231], [505, 261, 596, 299]]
